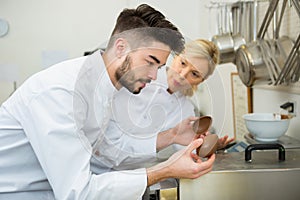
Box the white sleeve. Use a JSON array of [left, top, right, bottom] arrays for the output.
[[92, 87, 159, 171], [87, 168, 147, 199], [11, 87, 146, 199], [92, 119, 157, 171], [108, 119, 158, 156]]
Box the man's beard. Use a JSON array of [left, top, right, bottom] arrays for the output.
[[115, 55, 150, 94]]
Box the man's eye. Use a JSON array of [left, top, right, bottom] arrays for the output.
[[146, 60, 155, 66]]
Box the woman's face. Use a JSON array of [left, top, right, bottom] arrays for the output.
[[167, 55, 209, 93]]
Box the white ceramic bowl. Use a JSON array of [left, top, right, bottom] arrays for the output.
[[243, 113, 290, 142]]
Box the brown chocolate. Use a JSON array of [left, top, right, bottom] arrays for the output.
[[197, 134, 219, 158], [193, 116, 212, 135]]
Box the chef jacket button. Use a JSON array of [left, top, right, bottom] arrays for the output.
[[95, 150, 100, 156]]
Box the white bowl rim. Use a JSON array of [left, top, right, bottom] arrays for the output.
[[243, 113, 290, 122]]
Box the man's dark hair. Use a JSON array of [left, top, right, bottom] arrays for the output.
[[112, 4, 179, 35], [107, 27, 184, 55], [84, 4, 184, 55], [109, 4, 184, 54]]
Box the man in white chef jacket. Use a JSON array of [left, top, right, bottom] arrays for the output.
[[0, 4, 215, 200]]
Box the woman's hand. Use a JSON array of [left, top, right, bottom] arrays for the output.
[[172, 116, 199, 146], [217, 135, 235, 150], [201, 132, 235, 150], [156, 116, 199, 151]]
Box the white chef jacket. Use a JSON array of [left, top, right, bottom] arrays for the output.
[[91, 66, 195, 174], [0, 51, 147, 199]]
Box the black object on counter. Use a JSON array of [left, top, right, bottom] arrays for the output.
[[245, 143, 285, 162]]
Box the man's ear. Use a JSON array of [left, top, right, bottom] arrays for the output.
[[114, 38, 128, 58]]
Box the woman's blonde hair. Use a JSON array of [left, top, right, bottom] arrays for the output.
[[180, 39, 220, 96]]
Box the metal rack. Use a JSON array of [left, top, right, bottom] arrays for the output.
[[275, 0, 300, 85]]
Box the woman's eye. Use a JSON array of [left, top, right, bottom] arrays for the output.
[[192, 71, 200, 78]]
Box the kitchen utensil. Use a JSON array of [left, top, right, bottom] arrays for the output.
[[193, 116, 212, 135], [291, 55, 300, 82], [211, 3, 236, 64], [274, 0, 288, 39], [236, 0, 286, 87], [259, 40, 277, 83], [212, 33, 235, 64], [212, 1, 257, 64], [232, 33, 246, 51], [236, 41, 270, 86], [273, 0, 300, 84], [276, 36, 295, 64], [229, 2, 246, 61], [275, 34, 300, 84], [197, 134, 219, 158], [257, 0, 280, 40], [231, 1, 256, 42], [241, 1, 256, 42], [243, 113, 291, 142], [235, 0, 271, 86], [231, 2, 240, 35], [211, 33, 235, 54], [259, 39, 286, 84]]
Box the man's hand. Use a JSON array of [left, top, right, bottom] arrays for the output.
[[146, 138, 215, 186]]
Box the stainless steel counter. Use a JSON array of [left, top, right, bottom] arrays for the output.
[[180, 149, 300, 200]]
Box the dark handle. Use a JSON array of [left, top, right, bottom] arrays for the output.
[[245, 143, 285, 162]]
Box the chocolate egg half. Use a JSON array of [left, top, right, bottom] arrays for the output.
[[197, 134, 219, 158], [193, 116, 212, 135]]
